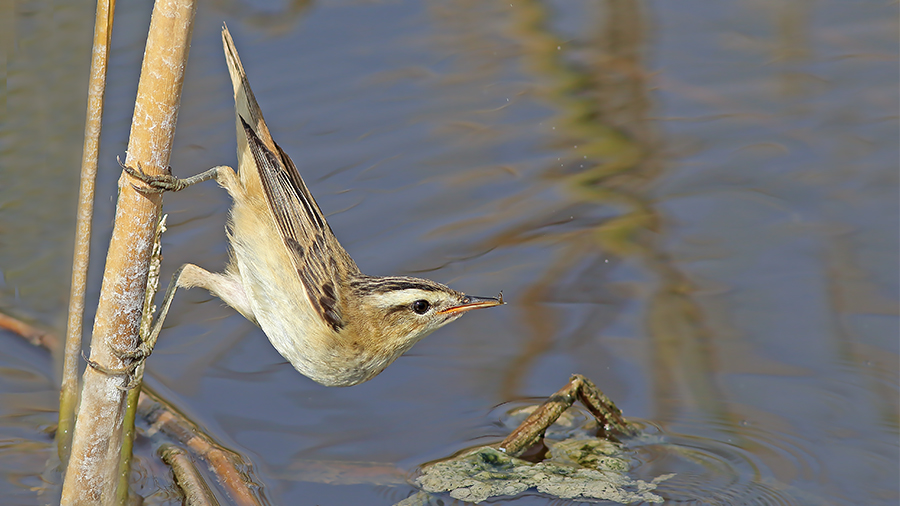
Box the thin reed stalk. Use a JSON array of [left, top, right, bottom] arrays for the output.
[[58, 0, 117, 463]]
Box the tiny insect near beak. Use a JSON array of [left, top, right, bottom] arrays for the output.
[[439, 292, 505, 315]]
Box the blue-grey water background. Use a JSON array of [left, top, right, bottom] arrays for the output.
[[2, 1, 897, 504]]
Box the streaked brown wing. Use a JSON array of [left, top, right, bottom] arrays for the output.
[[239, 116, 359, 332]]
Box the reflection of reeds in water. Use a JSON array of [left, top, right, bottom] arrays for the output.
[[432, 0, 727, 419]]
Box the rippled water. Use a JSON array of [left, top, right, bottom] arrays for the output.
[[2, 1, 897, 505]]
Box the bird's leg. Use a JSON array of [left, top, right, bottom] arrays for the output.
[[136, 264, 189, 362], [84, 264, 190, 388], [86, 159, 236, 385], [118, 155, 229, 194], [497, 374, 638, 457], [84, 262, 244, 389]]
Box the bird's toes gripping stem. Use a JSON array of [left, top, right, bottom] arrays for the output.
[[82, 340, 154, 391], [119, 156, 186, 194]]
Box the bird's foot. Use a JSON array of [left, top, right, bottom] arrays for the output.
[[119, 156, 186, 194], [82, 341, 152, 390]]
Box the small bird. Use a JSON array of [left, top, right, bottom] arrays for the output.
[[124, 25, 503, 387]]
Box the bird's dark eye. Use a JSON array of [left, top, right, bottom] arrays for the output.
[[412, 299, 431, 314]]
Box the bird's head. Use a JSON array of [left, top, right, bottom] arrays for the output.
[[341, 275, 504, 377]]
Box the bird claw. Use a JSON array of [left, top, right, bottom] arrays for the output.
[[82, 343, 150, 391], [118, 155, 182, 194]]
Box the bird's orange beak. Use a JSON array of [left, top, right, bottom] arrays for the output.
[[439, 292, 505, 316]]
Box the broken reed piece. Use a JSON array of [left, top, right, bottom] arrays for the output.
[[498, 374, 638, 458], [158, 444, 220, 506]]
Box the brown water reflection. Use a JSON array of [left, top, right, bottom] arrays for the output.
[[2, 0, 897, 505]]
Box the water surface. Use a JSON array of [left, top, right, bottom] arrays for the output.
[[2, 1, 897, 504]]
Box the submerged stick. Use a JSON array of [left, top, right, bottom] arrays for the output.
[[139, 392, 264, 506], [159, 445, 221, 506], [0, 313, 57, 352]]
